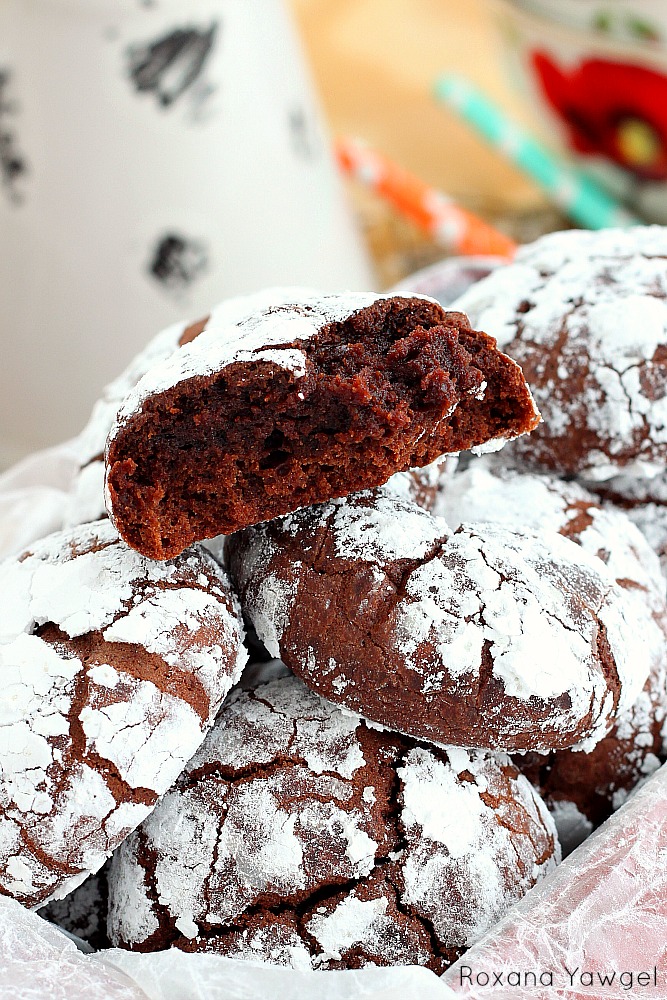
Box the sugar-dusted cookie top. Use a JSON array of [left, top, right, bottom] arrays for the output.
[[454, 226, 667, 479], [227, 491, 650, 753], [586, 469, 667, 580], [435, 460, 667, 851], [0, 519, 247, 908], [434, 460, 665, 601], [107, 675, 559, 971]]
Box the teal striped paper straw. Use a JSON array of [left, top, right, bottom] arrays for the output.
[[434, 74, 641, 230]]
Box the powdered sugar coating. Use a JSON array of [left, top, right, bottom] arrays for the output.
[[0, 519, 247, 907], [327, 492, 444, 563], [398, 747, 558, 948], [307, 894, 396, 962], [454, 226, 667, 478], [434, 461, 665, 602], [193, 916, 313, 970], [66, 288, 317, 528], [435, 461, 667, 843], [107, 292, 444, 447], [107, 675, 559, 971], [618, 504, 667, 580], [589, 468, 667, 505], [584, 469, 667, 581], [228, 492, 650, 752], [381, 455, 458, 512], [435, 460, 667, 699]]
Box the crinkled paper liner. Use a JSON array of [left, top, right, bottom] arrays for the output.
[[1, 442, 666, 1000]]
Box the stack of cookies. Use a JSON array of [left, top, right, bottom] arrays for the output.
[[2, 228, 666, 976]]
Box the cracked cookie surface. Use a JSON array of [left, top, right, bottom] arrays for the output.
[[226, 491, 650, 753], [0, 519, 247, 908], [106, 675, 559, 970], [435, 461, 667, 851], [453, 226, 667, 479]]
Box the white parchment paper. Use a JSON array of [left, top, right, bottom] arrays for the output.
[[443, 763, 667, 999], [0, 441, 80, 559], [97, 950, 457, 1000], [0, 896, 147, 1000]]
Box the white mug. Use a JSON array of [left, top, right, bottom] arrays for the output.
[[0, 0, 374, 463]]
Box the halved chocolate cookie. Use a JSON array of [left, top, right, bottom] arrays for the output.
[[67, 289, 315, 530], [105, 292, 539, 559]]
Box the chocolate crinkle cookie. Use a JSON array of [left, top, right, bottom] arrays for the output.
[[0, 519, 247, 908], [105, 291, 539, 559], [226, 491, 650, 753], [433, 460, 666, 607], [453, 226, 667, 479], [434, 460, 667, 852], [65, 289, 317, 530], [107, 675, 559, 972], [516, 660, 667, 856]]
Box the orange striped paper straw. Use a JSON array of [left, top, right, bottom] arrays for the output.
[[336, 137, 517, 259]]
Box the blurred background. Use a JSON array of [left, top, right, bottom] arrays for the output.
[[2, 0, 667, 463], [292, 0, 562, 286]]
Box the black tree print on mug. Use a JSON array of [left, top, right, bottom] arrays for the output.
[[126, 24, 218, 110], [149, 232, 209, 293], [288, 104, 321, 161], [0, 69, 28, 204]]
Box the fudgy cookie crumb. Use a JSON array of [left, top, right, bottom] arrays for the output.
[[66, 289, 316, 530], [106, 292, 538, 559]]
